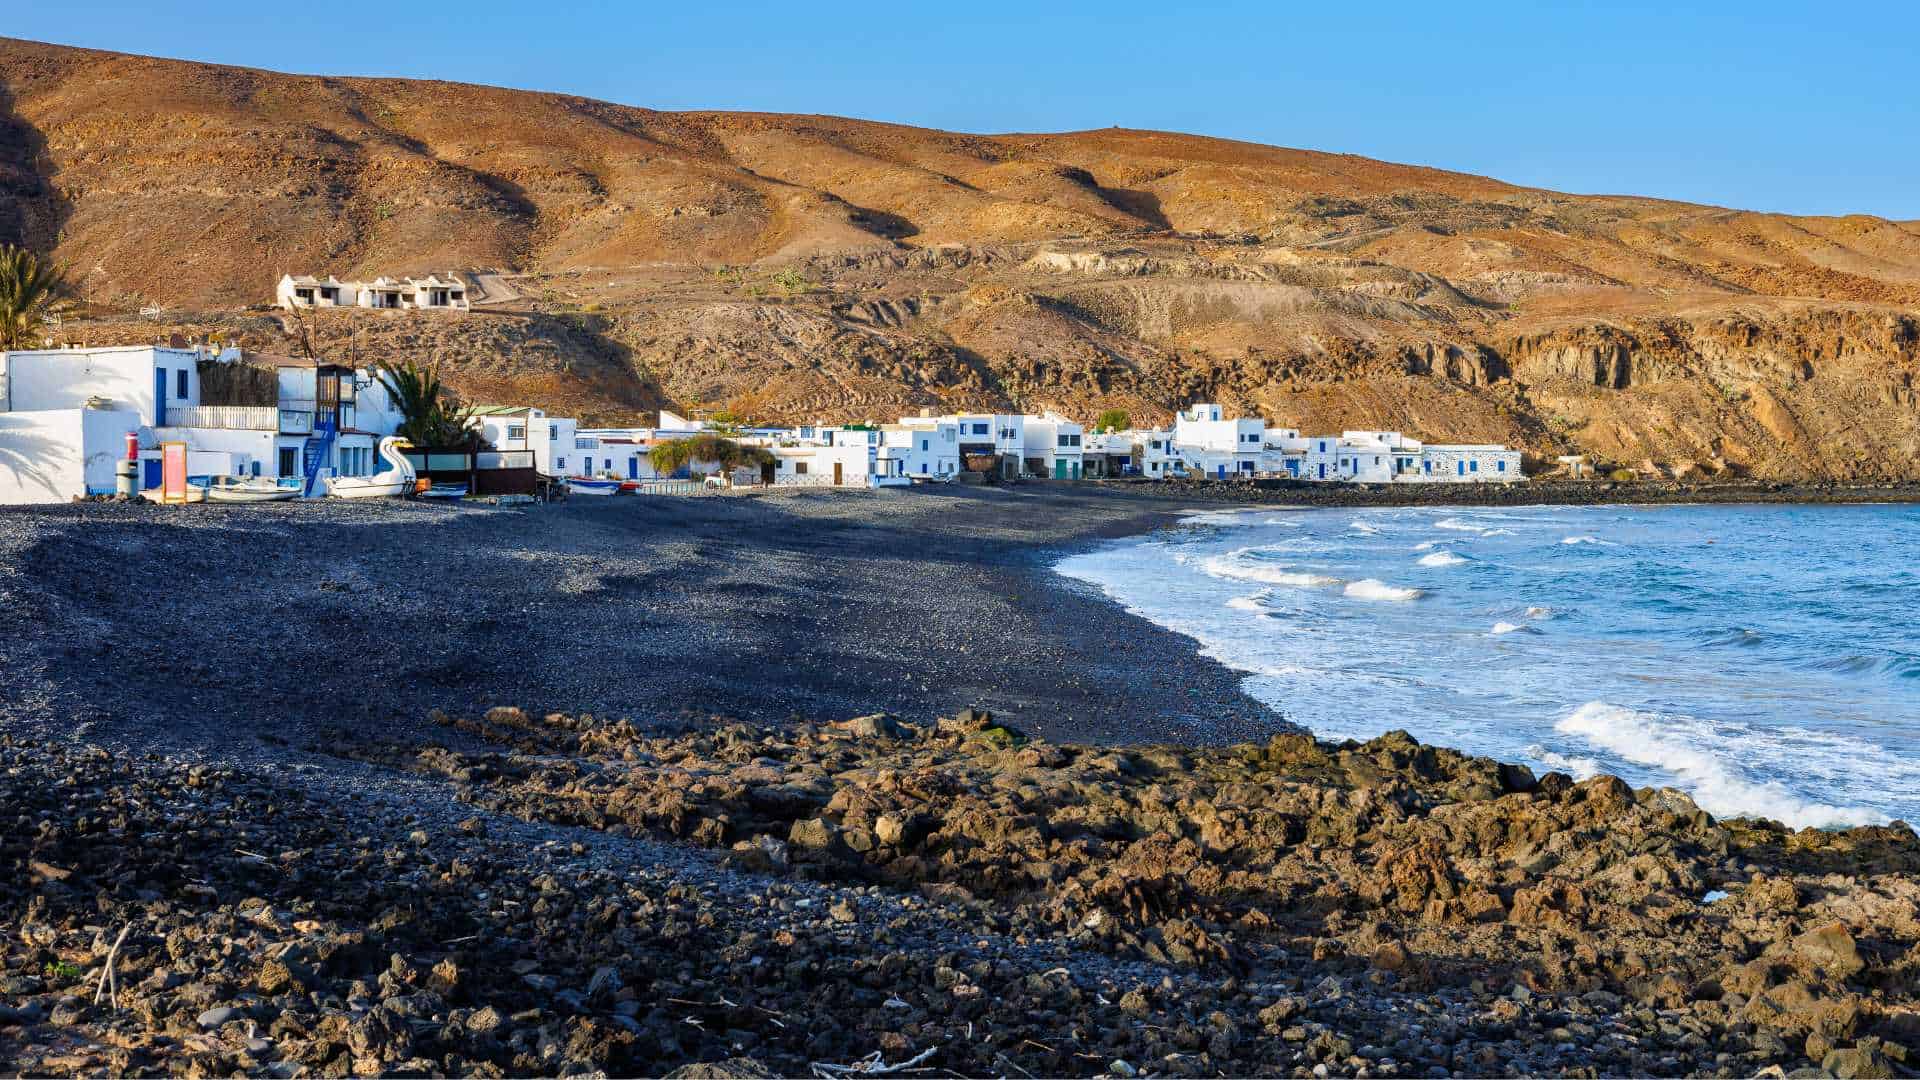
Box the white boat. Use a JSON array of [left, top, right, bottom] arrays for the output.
[[419, 483, 468, 499], [143, 483, 206, 503], [567, 476, 621, 496], [324, 437, 417, 499], [205, 476, 300, 503]]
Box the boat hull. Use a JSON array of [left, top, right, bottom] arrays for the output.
[[206, 484, 299, 503], [568, 478, 620, 496], [326, 479, 412, 499]]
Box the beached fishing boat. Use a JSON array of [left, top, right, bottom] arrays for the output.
[[143, 482, 207, 503], [325, 437, 416, 499], [419, 483, 469, 499], [205, 476, 300, 503], [568, 476, 621, 496]]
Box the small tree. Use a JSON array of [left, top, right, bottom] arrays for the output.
[[0, 244, 71, 350], [648, 433, 773, 482], [771, 267, 810, 296], [1095, 408, 1132, 434], [375, 358, 479, 449]]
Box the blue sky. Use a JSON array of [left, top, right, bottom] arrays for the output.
[[12, 1, 1918, 218]]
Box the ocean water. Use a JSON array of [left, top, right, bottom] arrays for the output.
[[1055, 503, 1920, 829]]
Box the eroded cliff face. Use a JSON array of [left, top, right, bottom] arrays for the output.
[[6, 36, 1920, 478]]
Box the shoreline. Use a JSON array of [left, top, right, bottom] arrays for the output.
[[1133, 476, 1920, 508]]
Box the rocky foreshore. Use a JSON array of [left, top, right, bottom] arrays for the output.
[[5, 708, 1916, 1078]]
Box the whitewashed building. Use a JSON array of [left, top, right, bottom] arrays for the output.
[[0, 344, 415, 502], [1022, 411, 1085, 479], [1172, 403, 1265, 479], [469, 406, 577, 476], [879, 418, 961, 481], [277, 273, 471, 312]]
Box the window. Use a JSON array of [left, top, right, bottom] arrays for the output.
[[795, 461, 808, 475], [972, 423, 989, 435], [1497, 461, 1506, 472], [1470, 460, 1479, 472], [604, 459, 612, 471], [919, 462, 927, 474], [920, 439, 928, 451], [278, 447, 298, 476], [507, 424, 527, 441], [175, 369, 188, 399], [576, 437, 598, 450], [557, 456, 567, 471], [1318, 441, 1327, 452]]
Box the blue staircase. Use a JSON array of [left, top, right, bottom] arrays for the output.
[[301, 413, 338, 496]]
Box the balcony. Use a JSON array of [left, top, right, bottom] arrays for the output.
[[161, 405, 279, 430]]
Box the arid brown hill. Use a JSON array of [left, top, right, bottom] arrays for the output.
[[4, 36, 1919, 477]]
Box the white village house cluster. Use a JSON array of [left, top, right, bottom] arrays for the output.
[[0, 343, 1523, 504]]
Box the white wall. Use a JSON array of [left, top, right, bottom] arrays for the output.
[[152, 425, 275, 477], [0, 408, 142, 504], [2, 346, 200, 424], [880, 423, 960, 480]]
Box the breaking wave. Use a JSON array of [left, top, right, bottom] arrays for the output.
[[1344, 579, 1423, 602], [1551, 702, 1883, 829], [1561, 535, 1618, 547], [1200, 553, 1342, 589], [1417, 551, 1468, 567]]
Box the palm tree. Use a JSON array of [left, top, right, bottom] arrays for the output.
[[374, 358, 478, 449], [0, 244, 70, 351]]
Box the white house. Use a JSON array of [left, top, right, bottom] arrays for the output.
[[1022, 411, 1085, 479], [277, 273, 471, 312], [879, 419, 961, 481], [470, 406, 577, 476], [1412, 443, 1524, 483], [770, 438, 908, 488], [159, 353, 401, 492], [946, 412, 1025, 478], [1116, 428, 1176, 478], [1172, 403, 1265, 479], [0, 345, 206, 503]]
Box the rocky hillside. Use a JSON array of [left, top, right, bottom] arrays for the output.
[[5, 36, 1920, 477]]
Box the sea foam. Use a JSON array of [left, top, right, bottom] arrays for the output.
[[1344, 579, 1423, 601], [1417, 551, 1467, 567], [1552, 702, 1882, 829], [1200, 554, 1341, 589]]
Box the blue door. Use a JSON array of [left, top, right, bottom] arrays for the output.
[[1215, 465, 1225, 478], [1317, 463, 1325, 479], [1457, 461, 1465, 476], [152, 369, 167, 426], [627, 457, 638, 479], [142, 459, 161, 487]]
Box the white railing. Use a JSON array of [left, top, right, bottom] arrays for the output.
[[162, 405, 278, 430]]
